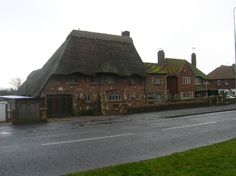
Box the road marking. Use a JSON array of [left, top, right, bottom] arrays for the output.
[[162, 121, 217, 131], [41, 133, 134, 146]]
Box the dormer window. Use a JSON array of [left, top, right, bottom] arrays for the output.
[[69, 73, 81, 85], [129, 78, 135, 85]]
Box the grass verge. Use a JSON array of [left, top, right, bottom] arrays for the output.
[[66, 138, 236, 176]]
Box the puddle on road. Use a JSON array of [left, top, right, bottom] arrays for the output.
[[0, 131, 12, 135]]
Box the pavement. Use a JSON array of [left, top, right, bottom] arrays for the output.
[[46, 104, 236, 127], [0, 104, 235, 128]]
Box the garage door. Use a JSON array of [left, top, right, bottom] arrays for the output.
[[46, 94, 73, 118], [0, 102, 7, 121]]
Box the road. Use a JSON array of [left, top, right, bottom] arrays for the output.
[[0, 109, 236, 176]]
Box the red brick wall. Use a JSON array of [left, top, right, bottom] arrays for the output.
[[42, 74, 146, 115], [208, 79, 235, 90], [178, 63, 195, 99], [145, 74, 167, 103], [167, 63, 195, 100]]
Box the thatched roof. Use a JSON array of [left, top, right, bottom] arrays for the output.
[[18, 30, 147, 97]]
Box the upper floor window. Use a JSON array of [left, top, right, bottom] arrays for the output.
[[129, 78, 135, 85], [107, 76, 116, 85], [91, 76, 99, 85], [69, 73, 82, 85], [183, 77, 191, 84], [194, 78, 201, 85]]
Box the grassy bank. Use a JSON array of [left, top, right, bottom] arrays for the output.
[[66, 138, 236, 176]]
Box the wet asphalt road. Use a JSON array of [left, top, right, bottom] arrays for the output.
[[0, 108, 236, 176]]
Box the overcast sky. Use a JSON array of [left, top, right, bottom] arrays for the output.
[[0, 0, 235, 88]]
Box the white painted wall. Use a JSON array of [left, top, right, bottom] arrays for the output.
[[0, 101, 7, 121]]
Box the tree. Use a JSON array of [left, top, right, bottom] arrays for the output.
[[9, 77, 22, 90]]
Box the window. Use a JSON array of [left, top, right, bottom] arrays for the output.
[[183, 77, 191, 84], [83, 93, 91, 102], [127, 92, 138, 100], [129, 78, 135, 85], [217, 80, 221, 85], [182, 92, 193, 99], [147, 92, 160, 101], [108, 93, 121, 102], [69, 74, 82, 85], [194, 78, 201, 85], [107, 76, 116, 85], [91, 76, 99, 85], [153, 78, 161, 85]]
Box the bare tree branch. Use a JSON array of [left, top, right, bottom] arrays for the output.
[[9, 77, 22, 90]]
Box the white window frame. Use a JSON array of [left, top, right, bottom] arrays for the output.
[[108, 93, 121, 102], [153, 78, 161, 85], [183, 77, 191, 84], [181, 92, 193, 99]]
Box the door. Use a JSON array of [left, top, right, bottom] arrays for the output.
[[46, 94, 73, 117], [0, 102, 7, 121]]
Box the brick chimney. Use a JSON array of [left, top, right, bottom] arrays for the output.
[[191, 52, 196, 67], [121, 31, 130, 37], [158, 50, 165, 64]]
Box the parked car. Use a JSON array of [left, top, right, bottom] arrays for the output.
[[226, 95, 235, 99]]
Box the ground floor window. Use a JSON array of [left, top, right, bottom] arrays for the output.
[[147, 92, 160, 101], [126, 92, 139, 100], [181, 92, 193, 99], [83, 93, 91, 102], [108, 93, 121, 102]]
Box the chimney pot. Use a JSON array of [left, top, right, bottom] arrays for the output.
[[158, 50, 165, 64], [191, 53, 197, 67], [121, 31, 130, 37]]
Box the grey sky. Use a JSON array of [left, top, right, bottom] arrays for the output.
[[0, 0, 235, 88]]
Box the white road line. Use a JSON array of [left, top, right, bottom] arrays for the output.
[[41, 133, 134, 146], [162, 121, 217, 131]]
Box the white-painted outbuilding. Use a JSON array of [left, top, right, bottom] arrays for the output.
[[0, 101, 7, 121]]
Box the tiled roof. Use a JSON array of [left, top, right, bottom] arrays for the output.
[[163, 58, 187, 76], [208, 65, 236, 80], [161, 58, 207, 79], [190, 65, 208, 79], [144, 63, 166, 74]]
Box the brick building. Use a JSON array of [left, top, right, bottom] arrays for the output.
[[156, 50, 208, 100], [144, 63, 167, 104], [18, 30, 148, 116], [207, 64, 236, 96]]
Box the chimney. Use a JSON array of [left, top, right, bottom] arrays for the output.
[[158, 50, 165, 64], [121, 31, 130, 37], [191, 52, 196, 67]]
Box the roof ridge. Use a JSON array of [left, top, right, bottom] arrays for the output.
[[68, 30, 133, 43]]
